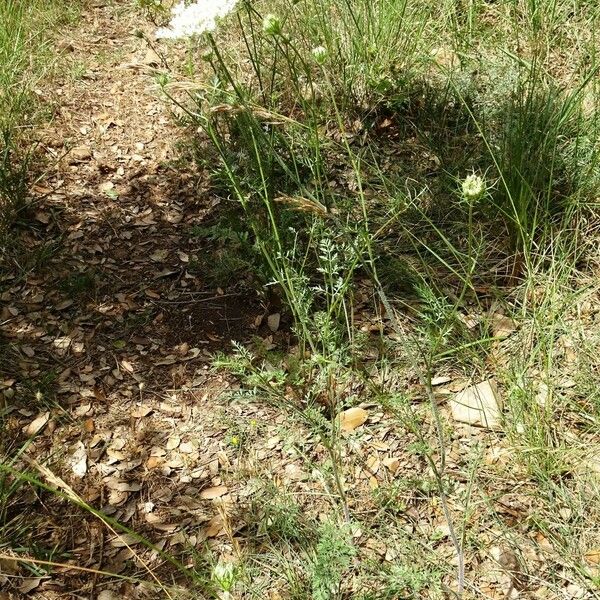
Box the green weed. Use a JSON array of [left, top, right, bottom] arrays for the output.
[[0, 0, 80, 238], [310, 520, 356, 600]]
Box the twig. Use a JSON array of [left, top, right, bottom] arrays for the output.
[[0, 554, 136, 583], [149, 293, 243, 305]]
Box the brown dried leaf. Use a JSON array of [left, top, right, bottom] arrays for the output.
[[22, 345, 35, 358], [339, 407, 369, 432], [491, 313, 517, 339], [35, 211, 51, 224], [24, 412, 50, 436], [70, 441, 88, 478], [121, 360, 134, 373], [382, 457, 400, 474], [203, 514, 225, 538], [146, 456, 163, 469], [56, 299, 74, 311], [18, 578, 42, 594], [166, 436, 180, 451], [585, 549, 600, 565], [131, 404, 153, 418], [200, 485, 228, 500]]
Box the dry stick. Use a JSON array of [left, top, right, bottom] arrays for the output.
[[325, 440, 351, 524], [137, 31, 171, 70], [375, 287, 465, 597], [0, 554, 138, 583], [90, 510, 105, 599], [326, 369, 351, 523]]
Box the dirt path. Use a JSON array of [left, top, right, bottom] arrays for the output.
[[1, 4, 273, 597]]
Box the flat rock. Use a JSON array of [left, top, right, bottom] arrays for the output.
[[450, 380, 502, 429]]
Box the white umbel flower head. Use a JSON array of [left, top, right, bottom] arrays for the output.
[[312, 45, 328, 65], [461, 173, 486, 201], [156, 0, 237, 39], [262, 13, 282, 36]]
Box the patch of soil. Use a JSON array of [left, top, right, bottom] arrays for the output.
[[161, 292, 261, 346]]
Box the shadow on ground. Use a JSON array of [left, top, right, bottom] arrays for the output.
[[0, 155, 285, 597]]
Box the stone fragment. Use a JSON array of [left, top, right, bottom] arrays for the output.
[[450, 380, 502, 429]]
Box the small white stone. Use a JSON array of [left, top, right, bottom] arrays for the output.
[[450, 380, 502, 429]]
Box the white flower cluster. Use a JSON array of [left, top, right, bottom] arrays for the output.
[[462, 173, 486, 201], [156, 0, 237, 39]]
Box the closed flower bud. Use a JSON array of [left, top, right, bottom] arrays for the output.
[[212, 562, 236, 591], [262, 14, 282, 36], [312, 45, 328, 65]]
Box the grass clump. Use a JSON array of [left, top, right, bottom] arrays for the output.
[[474, 60, 600, 255], [0, 0, 78, 235]]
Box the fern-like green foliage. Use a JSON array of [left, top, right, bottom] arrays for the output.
[[311, 521, 356, 600]]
